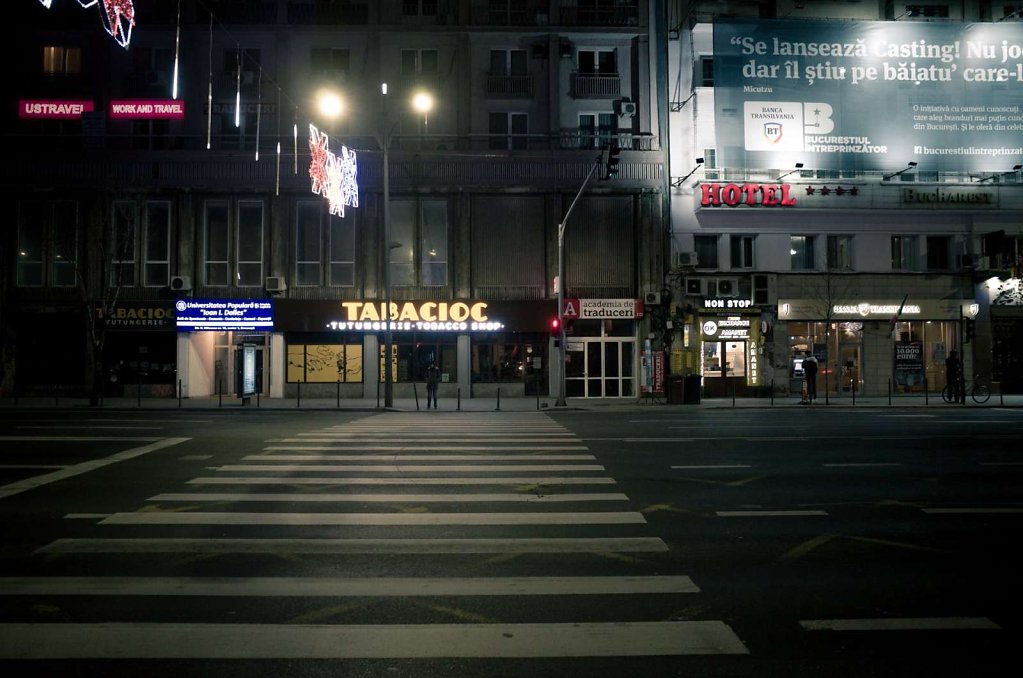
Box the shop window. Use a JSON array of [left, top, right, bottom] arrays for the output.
[[287, 343, 363, 383], [111, 201, 138, 287], [694, 235, 719, 269], [926, 235, 951, 271], [892, 320, 958, 393], [389, 198, 448, 288], [472, 335, 545, 383], [790, 235, 816, 271], [827, 235, 853, 270], [391, 337, 456, 383], [891, 235, 919, 271], [730, 235, 755, 269]]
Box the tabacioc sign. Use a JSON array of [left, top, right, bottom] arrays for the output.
[[700, 183, 797, 207], [328, 301, 504, 332]]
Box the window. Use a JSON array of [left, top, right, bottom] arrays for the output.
[[17, 203, 45, 287], [827, 235, 853, 270], [578, 112, 617, 150], [330, 210, 355, 286], [490, 49, 528, 76], [401, 49, 438, 75], [144, 202, 171, 287], [403, 0, 437, 15], [926, 236, 951, 271], [694, 235, 719, 269], [287, 342, 363, 383], [699, 56, 714, 87], [51, 202, 78, 287], [578, 49, 617, 74], [111, 201, 138, 287], [310, 48, 350, 76], [389, 199, 448, 287], [204, 202, 230, 286], [730, 235, 755, 269], [891, 235, 919, 271], [489, 112, 528, 150], [790, 235, 816, 271], [295, 202, 322, 286], [42, 46, 81, 75], [237, 202, 264, 287]]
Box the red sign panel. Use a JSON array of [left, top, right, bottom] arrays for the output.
[[109, 99, 185, 120], [19, 100, 94, 119], [700, 183, 797, 208]]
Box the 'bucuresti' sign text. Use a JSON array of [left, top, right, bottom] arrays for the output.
[[327, 301, 504, 332], [901, 187, 995, 206]]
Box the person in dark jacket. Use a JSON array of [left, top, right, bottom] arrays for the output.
[[803, 352, 819, 402], [425, 361, 440, 409], [945, 349, 961, 403]]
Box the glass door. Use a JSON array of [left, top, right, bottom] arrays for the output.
[[839, 343, 862, 393]]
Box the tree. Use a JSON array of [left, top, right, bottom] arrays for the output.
[[800, 269, 855, 401]]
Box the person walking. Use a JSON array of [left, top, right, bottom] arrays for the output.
[[945, 349, 961, 403], [803, 351, 819, 403], [425, 361, 440, 409]]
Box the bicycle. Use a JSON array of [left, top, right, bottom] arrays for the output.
[[942, 374, 991, 404]]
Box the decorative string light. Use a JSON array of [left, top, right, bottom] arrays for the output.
[[171, 0, 181, 100], [254, 66, 262, 161], [205, 12, 213, 150], [37, 1, 136, 49], [234, 44, 242, 129], [308, 124, 358, 217]]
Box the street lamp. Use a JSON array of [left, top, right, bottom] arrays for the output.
[[376, 85, 434, 407]]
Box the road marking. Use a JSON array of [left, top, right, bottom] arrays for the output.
[[717, 510, 828, 517], [262, 445, 588, 451], [16, 426, 164, 430], [188, 476, 616, 486], [671, 464, 752, 469], [100, 511, 649, 526], [150, 492, 629, 503], [777, 534, 836, 561], [64, 514, 111, 520], [877, 415, 936, 418], [921, 508, 1023, 514], [249, 454, 596, 461], [0, 621, 749, 658], [0, 464, 65, 469], [979, 462, 1023, 466], [0, 438, 189, 501], [216, 464, 606, 473], [179, 455, 212, 460], [37, 536, 669, 555], [822, 463, 902, 467], [0, 437, 163, 442], [800, 617, 1000, 631], [0, 575, 697, 597]]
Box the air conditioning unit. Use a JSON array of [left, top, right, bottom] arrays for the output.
[[645, 291, 661, 305], [685, 278, 703, 296], [715, 278, 740, 297], [265, 276, 287, 293], [675, 251, 698, 268], [615, 99, 637, 117], [170, 275, 191, 292]]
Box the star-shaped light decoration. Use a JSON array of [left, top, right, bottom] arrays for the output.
[[308, 124, 359, 217]]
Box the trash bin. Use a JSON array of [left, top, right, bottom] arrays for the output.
[[683, 375, 702, 404], [667, 376, 684, 404]]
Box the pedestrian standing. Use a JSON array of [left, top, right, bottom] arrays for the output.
[[425, 361, 440, 409], [803, 351, 819, 403], [945, 349, 961, 403]]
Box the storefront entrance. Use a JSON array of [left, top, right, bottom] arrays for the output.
[[702, 340, 747, 398], [565, 338, 635, 398], [838, 343, 862, 393]]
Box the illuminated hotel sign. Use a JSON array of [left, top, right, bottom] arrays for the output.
[[175, 299, 274, 331], [327, 301, 504, 332], [700, 183, 797, 207]]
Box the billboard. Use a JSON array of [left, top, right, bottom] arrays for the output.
[[714, 19, 1023, 172], [175, 299, 274, 331]]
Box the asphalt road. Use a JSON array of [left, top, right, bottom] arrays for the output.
[[0, 406, 1019, 677]]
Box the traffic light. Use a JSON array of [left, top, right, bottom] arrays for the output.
[[602, 142, 621, 180], [551, 317, 561, 347], [964, 317, 975, 344]]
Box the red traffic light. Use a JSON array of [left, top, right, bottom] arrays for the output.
[[550, 318, 561, 331]]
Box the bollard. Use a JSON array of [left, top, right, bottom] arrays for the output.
[[137, 372, 142, 409], [414, 383, 420, 411], [458, 387, 461, 411], [257, 390, 260, 408], [376, 380, 380, 408], [888, 378, 892, 407], [218, 379, 223, 408], [771, 379, 774, 407], [178, 379, 182, 409], [296, 381, 301, 408], [732, 382, 736, 407], [536, 382, 540, 410], [852, 376, 856, 406], [337, 380, 341, 409], [496, 388, 501, 411], [925, 377, 928, 406]]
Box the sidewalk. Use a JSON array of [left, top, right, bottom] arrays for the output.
[[2, 393, 1022, 412]]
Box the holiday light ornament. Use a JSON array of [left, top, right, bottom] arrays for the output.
[[308, 124, 359, 217], [38, 1, 136, 49]]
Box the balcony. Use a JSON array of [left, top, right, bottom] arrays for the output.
[[485, 74, 534, 98], [570, 72, 621, 99], [560, 2, 639, 27]]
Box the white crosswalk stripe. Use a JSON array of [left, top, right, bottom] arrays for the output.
[[7, 412, 748, 662]]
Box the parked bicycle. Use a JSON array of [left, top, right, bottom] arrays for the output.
[[942, 374, 991, 404]]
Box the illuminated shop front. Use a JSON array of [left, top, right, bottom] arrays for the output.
[[778, 298, 973, 397], [697, 304, 763, 398], [274, 299, 555, 399], [561, 298, 642, 398]]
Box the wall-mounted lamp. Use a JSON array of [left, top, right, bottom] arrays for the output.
[[882, 161, 917, 181], [671, 157, 704, 187], [777, 162, 804, 182], [977, 164, 1023, 183]]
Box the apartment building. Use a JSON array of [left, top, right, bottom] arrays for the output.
[[0, 0, 670, 402], [668, 0, 1023, 397]]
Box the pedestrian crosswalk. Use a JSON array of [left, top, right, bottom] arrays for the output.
[[0, 412, 750, 664]]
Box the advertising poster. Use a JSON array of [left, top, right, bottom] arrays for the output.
[[714, 19, 1023, 172], [894, 341, 925, 387]]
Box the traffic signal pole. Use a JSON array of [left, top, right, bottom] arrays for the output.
[[555, 154, 603, 407]]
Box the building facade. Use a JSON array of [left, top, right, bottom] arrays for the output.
[[668, 0, 1023, 398], [1, 0, 670, 402]]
